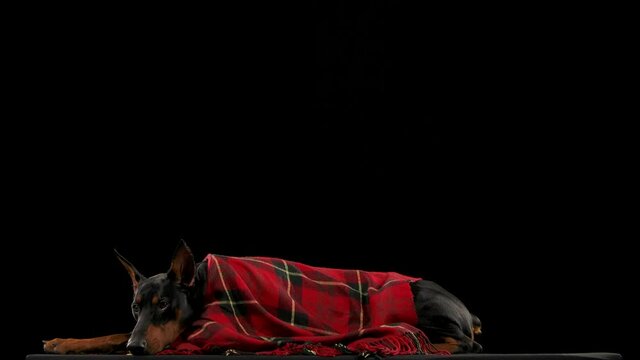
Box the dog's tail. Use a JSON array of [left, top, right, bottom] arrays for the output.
[[471, 314, 482, 335], [470, 314, 483, 352]]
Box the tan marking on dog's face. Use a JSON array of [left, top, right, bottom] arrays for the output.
[[151, 295, 159, 305], [144, 309, 183, 354], [135, 295, 142, 304]]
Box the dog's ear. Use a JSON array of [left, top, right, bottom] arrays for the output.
[[168, 239, 195, 286], [114, 249, 146, 293]]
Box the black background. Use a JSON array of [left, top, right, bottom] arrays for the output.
[[11, 2, 635, 359]]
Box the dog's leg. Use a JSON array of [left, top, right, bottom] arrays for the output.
[[43, 333, 130, 354], [431, 335, 484, 354], [430, 336, 464, 353]]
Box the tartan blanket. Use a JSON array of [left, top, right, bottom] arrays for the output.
[[160, 254, 445, 356]]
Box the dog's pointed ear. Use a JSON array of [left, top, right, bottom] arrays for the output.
[[114, 249, 146, 293], [168, 239, 195, 286]]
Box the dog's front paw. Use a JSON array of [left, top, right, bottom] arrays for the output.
[[43, 338, 74, 354]]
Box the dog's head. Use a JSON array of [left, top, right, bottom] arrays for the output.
[[115, 240, 196, 355]]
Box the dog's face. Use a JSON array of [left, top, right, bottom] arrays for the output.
[[115, 241, 196, 355]]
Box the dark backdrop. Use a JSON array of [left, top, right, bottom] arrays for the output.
[[12, 2, 634, 360]]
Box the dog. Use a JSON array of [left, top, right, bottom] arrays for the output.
[[43, 240, 482, 355]]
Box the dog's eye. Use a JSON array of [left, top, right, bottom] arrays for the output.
[[131, 304, 140, 313], [158, 299, 170, 310]]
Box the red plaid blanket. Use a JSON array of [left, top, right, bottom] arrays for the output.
[[160, 255, 445, 356]]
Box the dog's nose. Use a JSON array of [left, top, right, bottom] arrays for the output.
[[127, 339, 148, 355]]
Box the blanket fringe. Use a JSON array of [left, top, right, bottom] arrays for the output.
[[348, 332, 450, 356], [258, 343, 342, 356], [255, 332, 450, 357]]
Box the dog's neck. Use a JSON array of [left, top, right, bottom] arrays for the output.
[[186, 261, 209, 321]]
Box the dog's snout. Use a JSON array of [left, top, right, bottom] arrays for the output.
[[127, 339, 148, 355]]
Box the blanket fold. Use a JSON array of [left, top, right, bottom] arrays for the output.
[[160, 254, 447, 356]]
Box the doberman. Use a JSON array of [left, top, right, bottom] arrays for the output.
[[43, 240, 482, 355]]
